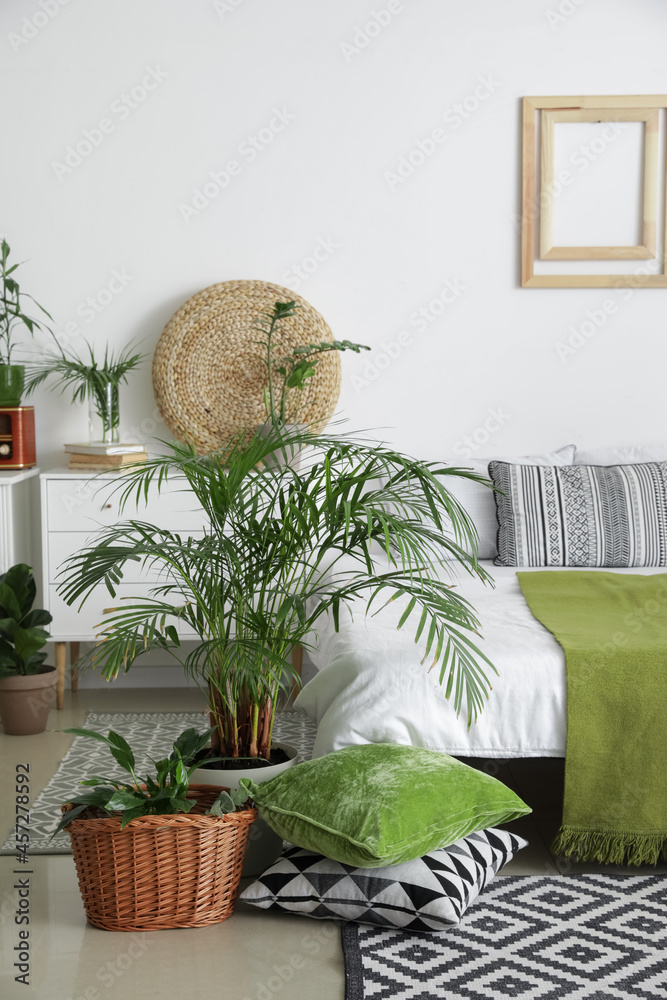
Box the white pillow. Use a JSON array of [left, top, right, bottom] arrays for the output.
[[575, 444, 667, 465], [445, 445, 576, 560]]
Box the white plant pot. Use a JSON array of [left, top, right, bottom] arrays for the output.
[[255, 423, 307, 471], [192, 741, 298, 877]]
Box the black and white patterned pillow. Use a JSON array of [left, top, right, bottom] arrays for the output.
[[239, 827, 527, 932], [489, 460, 667, 567]]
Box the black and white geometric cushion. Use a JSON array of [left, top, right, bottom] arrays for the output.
[[239, 827, 527, 932], [489, 460, 667, 567]]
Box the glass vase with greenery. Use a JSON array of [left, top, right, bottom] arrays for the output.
[[24, 340, 145, 443], [58, 421, 495, 763], [0, 240, 53, 405]]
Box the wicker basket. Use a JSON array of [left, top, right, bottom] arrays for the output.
[[151, 279, 341, 453], [62, 784, 257, 931]]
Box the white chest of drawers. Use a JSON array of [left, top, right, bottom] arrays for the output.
[[0, 468, 39, 572], [40, 468, 208, 707]]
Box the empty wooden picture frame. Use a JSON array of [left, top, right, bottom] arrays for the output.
[[521, 95, 667, 288], [540, 108, 658, 260]]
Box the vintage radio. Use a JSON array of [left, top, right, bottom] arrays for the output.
[[0, 407, 36, 469]]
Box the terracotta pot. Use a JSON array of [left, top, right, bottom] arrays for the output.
[[0, 666, 57, 735], [192, 741, 298, 876]]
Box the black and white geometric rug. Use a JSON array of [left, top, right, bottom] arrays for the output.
[[342, 874, 667, 999], [0, 709, 317, 854]]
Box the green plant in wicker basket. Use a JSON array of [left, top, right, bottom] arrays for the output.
[[57, 421, 496, 763], [254, 300, 369, 425], [24, 339, 145, 441], [54, 726, 250, 835]]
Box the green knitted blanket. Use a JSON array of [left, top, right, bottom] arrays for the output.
[[517, 570, 667, 866]]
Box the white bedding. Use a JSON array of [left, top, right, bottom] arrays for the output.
[[295, 560, 666, 759]]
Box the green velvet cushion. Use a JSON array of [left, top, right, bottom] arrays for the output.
[[240, 743, 531, 868]]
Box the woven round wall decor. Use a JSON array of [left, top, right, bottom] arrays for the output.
[[152, 280, 341, 453]]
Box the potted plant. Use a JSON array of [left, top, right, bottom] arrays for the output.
[[24, 339, 145, 443], [54, 725, 256, 930], [251, 299, 370, 476], [254, 299, 370, 429], [0, 563, 56, 735], [0, 240, 53, 406], [57, 421, 495, 862]]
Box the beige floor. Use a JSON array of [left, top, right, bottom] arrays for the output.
[[1, 689, 663, 1000]]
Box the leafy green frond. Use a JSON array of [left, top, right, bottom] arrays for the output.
[[0, 239, 53, 365], [23, 338, 145, 398], [52, 724, 239, 836], [57, 422, 498, 736]]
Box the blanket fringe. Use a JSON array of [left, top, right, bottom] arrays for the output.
[[552, 827, 667, 866]]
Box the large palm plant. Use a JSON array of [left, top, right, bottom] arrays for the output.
[[59, 423, 496, 760]]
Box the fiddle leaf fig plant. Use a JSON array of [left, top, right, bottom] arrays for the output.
[[254, 300, 370, 424], [0, 564, 52, 677], [53, 725, 244, 834]]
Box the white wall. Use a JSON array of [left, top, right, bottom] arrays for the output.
[[3, 0, 667, 683], [2, 0, 667, 468]]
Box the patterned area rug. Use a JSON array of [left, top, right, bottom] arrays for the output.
[[1, 709, 317, 855], [342, 874, 667, 1000]]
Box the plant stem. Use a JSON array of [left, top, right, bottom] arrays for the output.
[[266, 314, 278, 425], [91, 382, 119, 439]]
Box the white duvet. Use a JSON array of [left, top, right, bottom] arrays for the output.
[[295, 560, 665, 759]]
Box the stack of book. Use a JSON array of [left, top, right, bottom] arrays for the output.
[[64, 443, 148, 471]]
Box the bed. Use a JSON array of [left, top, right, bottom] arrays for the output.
[[295, 442, 667, 760], [295, 559, 666, 759]]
